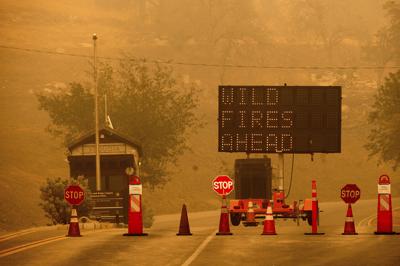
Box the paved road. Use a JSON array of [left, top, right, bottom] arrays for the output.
[[0, 199, 399, 266]]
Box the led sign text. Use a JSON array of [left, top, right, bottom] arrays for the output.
[[218, 86, 341, 153]]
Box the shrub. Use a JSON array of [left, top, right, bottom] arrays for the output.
[[39, 176, 91, 224]]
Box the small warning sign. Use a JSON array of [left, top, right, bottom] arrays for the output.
[[378, 184, 391, 194], [129, 184, 142, 195]]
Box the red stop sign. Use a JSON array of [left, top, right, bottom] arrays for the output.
[[212, 175, 234, 196], [64, 185, 85, 205], [340, 184, 361, 204]]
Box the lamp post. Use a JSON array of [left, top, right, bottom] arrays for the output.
[[93, 33, 101, 191]]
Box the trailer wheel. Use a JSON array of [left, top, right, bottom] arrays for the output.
[[306, 209, 320, 226], [230, 213, 241, 226], [306, 211, 312, 226]]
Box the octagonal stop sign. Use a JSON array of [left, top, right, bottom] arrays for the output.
[[212, 175, 234, 196], [341, 184, 361, 204], [64, 185, 85, 206]]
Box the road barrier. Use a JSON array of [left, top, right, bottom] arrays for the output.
[[216, 195, 233, 235], [342, 204, 357, 235], [67, 208, 81, 237], [124, 175, 148, 236], [243, 201, 258, 226], [375, 175, 397, 235], [305, 180, 325, 235], [177, 204, 192, 236], [261, 202, 277, 235]]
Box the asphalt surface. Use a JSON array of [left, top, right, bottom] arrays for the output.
[[0, 199, 399, 266]]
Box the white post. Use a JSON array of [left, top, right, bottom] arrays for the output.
[[278, 153, 284, 192], [104, 94, 108, 126]]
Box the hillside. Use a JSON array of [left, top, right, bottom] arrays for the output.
[[0, 0, 398, 232]]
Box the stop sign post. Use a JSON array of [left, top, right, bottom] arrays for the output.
[[64, 185, 85, 206], [212, 175, 234, 196], [340, 184, 360, 235], [341, 184, 361, 204]]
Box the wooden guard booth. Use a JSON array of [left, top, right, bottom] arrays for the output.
[[67, 127, 142, 223]]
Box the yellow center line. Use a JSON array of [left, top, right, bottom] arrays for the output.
[[0, 235, 66, 258], [0, 228, 38, 242], [0, 227, 124, 258]]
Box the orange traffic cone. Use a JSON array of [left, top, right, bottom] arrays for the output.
[[177, 204, 192, 236], [243, 201, 258, 226], [67, 207, 81, 237], [261, 203, 277, 235], [216, 196, 233, 235], [342, 204, 357, 235]]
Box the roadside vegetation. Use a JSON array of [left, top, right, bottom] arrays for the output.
[[39, 176, 91, 225]]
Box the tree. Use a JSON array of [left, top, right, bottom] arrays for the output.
[[37, 82, 94, 142], [286, 0, 352, 66], [363, 1, 400, 85], [383, 0, 400, 63], [365, 1, 400, 169], [36, 58, 202, 187], [362, 29, 394, 86], [39, 176, 91, 225], [365, 70, 400, 169]]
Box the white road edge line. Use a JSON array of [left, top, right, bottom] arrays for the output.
[[357, 214, 375, 227], [357, 206, 400, 227], [181, 230, 218, 266]]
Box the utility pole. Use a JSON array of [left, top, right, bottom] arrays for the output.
[[93, 33, 101, 191]]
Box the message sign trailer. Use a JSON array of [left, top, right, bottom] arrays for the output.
[[218, 85, 342, 229], [228, 158, 313, 227]]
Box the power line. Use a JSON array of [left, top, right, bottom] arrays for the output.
[[1, 44, 400, 70]]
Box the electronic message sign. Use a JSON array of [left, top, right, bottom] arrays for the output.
[[218, 86, 341, 153]]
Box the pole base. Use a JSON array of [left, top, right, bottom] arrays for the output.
[[123, 233, 148, 236], [66, 235, 82, 237], [216, 232, 233, 235], [261, 232, 277, 235], [374, 231, 399, 235], [177, 233, 192, 236], [304, 232, 325, 235]]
